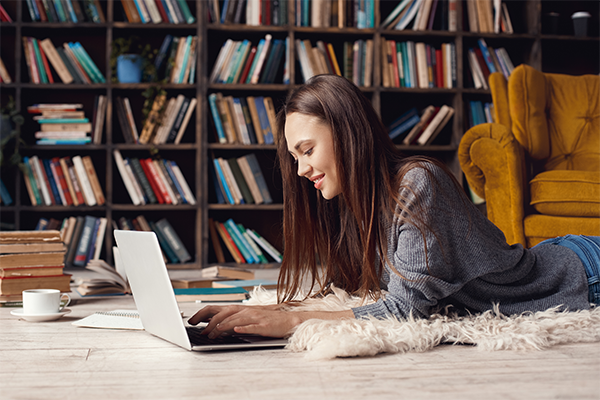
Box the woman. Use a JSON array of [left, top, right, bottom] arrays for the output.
[[189, 74, 599, 339]]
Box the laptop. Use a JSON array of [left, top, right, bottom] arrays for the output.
[[113, 229, 288, 351]]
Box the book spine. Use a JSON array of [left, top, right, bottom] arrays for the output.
[[224, 219, 257, 263], [48, 158, 67, 205], [41, 158, 60, 205], [113, 150, 141, 205], [145, 159, 172, 203], [162, 160, 187, 204], [139, 158, 165, 203], [245, 153, 272, 203], [130, 158, 158, 203], [153, 159, 180, 204], [208, 93, 227, 144], [240, 225, 268, 263], [213, 158, 234, 204], [149, 220, 179, 263], [155, 218, 191, 263], [0, 179, 13, 206], [51, 157, 73, 205], [72, 155, 97, 206], [215, 221, 244, 263], [82, 155, 105, 205], [247, 229, 282, 262], [73, 215, 97, 266], [30, 156, 52, 205], [169, 161, 196, 205]]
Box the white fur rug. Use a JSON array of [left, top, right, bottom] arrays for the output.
[[245, 287, 600, 360]]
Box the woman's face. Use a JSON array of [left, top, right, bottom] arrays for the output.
[[285, 112, 341, 200]]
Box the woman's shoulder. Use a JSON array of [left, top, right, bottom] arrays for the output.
[[399, 159, 452, 187]]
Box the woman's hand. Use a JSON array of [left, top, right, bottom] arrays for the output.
[[188, 304, 302, 339]]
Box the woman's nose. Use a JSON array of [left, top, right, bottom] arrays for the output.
[[297, 159, 310, 177]]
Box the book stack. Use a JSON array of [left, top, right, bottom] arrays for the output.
[[394, 104, 455, 146], [28, 102, 102, 145], [294, 0, 375, 28], [35, 215, 107, 268], [0, 3, 13, 22], [467, 100, 494, 129], [208, 93, 277, 145], [0, 230, 71, 304], [0, 57, 12, 83], [25, 0, 106, 23], [122, 93, 196, 145], [21, 155, 105, 207], [208, 218, 282, 264], [210, 35, 289, 85], [116, 215, 192, 265], [120, 0, 195, 24], [22, 37, 105, 85], [208, 0, 288, 26], [465, 0, 513, 34], [381, 0, 456, 31], [381, 39, 456, 89], [0, 179, 13, 205], [211, 153, 273, 205], [467, 38, 515, 89], [113, 150, 196, 206]]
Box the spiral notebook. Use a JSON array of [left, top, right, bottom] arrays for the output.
[[73, 310, 144, 330]]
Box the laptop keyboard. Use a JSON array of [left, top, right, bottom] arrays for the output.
[[185, 326, 250, 345]]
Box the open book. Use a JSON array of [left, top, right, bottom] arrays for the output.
[[72, 309, 143, 330], [74, 247, 130, 296]]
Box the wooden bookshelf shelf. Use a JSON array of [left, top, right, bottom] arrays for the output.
[[0, 0, 597, 269]]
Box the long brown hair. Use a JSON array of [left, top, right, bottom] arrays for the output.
[[276, 74, 454, 303]]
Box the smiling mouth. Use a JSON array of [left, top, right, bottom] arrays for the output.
[[312, 175, 324, 189]]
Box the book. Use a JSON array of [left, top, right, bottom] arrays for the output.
[[73, 215, 98, 267], [75, 258, 130, 296], [200, 265, 255, 281], [0, 266, 64, 278], [0, 241, 66, 254], [170, 277, 225, 289], [0, 251, 66, 268], [173, 287, 249, 302], [242, 153, 272, 204], [212, 279, 277, 290], [0, 274, 71, 295], [246, 229, 282, 262], [416, 105, 455, 145], [82, 156, 105, 205], [72, 155, 97, 206], [155, 218, 191, 263]]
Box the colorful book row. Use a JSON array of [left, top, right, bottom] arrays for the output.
[[381, 0, 458, 31], [35, 215, 106, 268], [120, 0, 195, 24], [388, 104, 454, 145], [210, 35, 289, 85], [294, 0, 376, 28], [25, 0, 105, 23], [209, 218, 282, 264], [208, 0, 288, 26], [465, 0, 513, 34], [22, 37, 105, 84], [21, 155, 105, 207], [208, 93, 276, 145], [381, 40, 456, 89], [116, 215, 192, 264], [296, 38, 373, 87], [115, 95, 196, 145], [146, 34, 197, 84], [113, 149, 196, 206], [210, 153, 273, 206], [467, 38, 514, 89]]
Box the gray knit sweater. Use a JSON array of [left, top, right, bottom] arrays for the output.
[[352, 163, 590, 320]]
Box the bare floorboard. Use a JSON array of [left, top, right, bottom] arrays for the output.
[[1, 288, 598, 400]]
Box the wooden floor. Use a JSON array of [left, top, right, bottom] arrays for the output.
[[1, 270, 599, 400]]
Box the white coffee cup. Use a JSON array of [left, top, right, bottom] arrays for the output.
[[22, 289, 71, 315]]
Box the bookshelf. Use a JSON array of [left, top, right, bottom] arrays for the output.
[[0, 0, 598, 269]]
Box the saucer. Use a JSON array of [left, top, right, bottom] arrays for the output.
[[11, 308, 71, 322]]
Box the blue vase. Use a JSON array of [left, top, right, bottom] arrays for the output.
[[116, 54, 143, 83]]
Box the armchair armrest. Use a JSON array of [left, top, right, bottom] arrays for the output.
[[458, 123, 527, 247]]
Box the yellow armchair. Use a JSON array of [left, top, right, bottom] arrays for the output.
[[459, 64, 600, 248]]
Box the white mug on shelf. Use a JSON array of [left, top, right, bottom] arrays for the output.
[[22, 289, 71, 315]]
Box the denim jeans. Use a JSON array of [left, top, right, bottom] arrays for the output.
[[536, 235, 600, 305]]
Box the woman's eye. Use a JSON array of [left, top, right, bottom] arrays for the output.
[[304, 148, 313, 156]]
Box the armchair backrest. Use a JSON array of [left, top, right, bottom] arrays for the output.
[[507, 64, 599, 172]]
